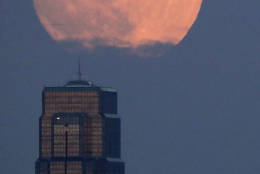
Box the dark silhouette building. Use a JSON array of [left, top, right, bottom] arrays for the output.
[[35, 75, 125, 174]]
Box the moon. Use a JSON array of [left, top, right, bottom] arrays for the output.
[[33, 0, 203, 48]]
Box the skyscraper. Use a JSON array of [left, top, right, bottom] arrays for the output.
[[35, 74, 125, 174]]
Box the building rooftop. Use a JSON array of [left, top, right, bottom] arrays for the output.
[[65, 79, 93, 87], [44, 79, 116, 92], [44, 59, 116, 92]]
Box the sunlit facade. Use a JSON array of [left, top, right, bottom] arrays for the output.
[[35, 80, 124, 174]]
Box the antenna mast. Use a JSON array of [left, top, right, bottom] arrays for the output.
[[78, 57, 82, 81]]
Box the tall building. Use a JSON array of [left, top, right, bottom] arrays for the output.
[[35, 73, 125, 174]]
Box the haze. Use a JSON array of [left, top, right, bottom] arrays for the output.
[[1, 1, 260, 174]]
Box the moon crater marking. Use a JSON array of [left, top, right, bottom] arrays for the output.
[[34, 0, 203, 48]]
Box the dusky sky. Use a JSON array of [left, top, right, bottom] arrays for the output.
[[0, 0, 260, 174]]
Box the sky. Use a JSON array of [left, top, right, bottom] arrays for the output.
[[0, 0, 260, 174]]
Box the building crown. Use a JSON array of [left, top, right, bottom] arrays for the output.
[[65, 58, 93, 87]]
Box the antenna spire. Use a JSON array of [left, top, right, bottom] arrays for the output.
[[78, 57, 82, 80]]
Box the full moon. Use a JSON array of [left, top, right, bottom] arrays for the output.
[[34, 0, 203, 48]]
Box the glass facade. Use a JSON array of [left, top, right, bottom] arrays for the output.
[[35, 80, 124, 174], [52, 114, 82, 157]]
